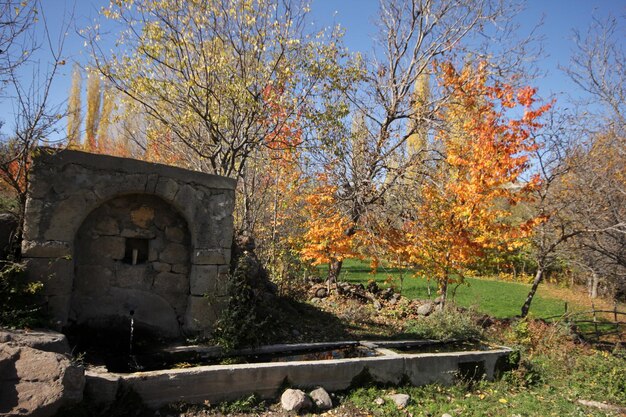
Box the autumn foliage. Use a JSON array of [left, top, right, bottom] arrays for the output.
[[300, 181, 359, 266], [392, 62, 551, 300]]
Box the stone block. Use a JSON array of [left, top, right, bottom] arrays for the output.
[[148, 236, 165, 262], [21, 240, 71, 258], [130, 205, 155, 228], [193, 248, 230, 265], [189, 265, 217, 295], [90, 236, 126, 260], [219, 219, 235, 249], [171, 263, 189, 274], [113, 265, 152, 291], [152, 262, 171, 273], [145, 173, 159, 193], [160, 243, 189, 264], [85, 371, 120, 406], [183, 295, 226, 333], [44, 193, 96, 241], [93, 173, 148, 200], [174, 184, 197, 221], [165, 226, 185, 243], [153, 272, 188, 291], [28, 171, 53, 199], [153, 272, 189, 314], [74, 265, 113, 295], [155, 177, 179, 201], [154, 210, 175, 229], [51, 163, 92, 196], [208, 192, 232, 222], [21, 198, 44, 241], [94, 217, 119, 235], [121, 228, 155, 239]]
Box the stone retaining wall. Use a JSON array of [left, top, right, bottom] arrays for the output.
[[21, 148, 236, 337]]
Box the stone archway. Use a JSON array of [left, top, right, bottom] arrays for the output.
[[70, 194, 191, 338]]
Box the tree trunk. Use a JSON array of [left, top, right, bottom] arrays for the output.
[[326, 221, 358, 284], [590, 270, 599, 299], [328, 259, 343, 284], [520, 266, 545, 318], [438, 278, 448, 310]]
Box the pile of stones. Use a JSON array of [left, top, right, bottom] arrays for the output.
[[309, 280, 444, 317]]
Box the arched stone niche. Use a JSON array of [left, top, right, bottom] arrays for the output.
[[21, 148, 236, 338], [72, 194, 191, 338]]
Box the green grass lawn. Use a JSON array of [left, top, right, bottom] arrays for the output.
[[330, 259, 570, 319]]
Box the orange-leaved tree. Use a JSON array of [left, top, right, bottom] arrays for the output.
[[397, 61, 550, 305], [300, 179, 360, 273]]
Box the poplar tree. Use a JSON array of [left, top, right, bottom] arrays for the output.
[[67, 64, 82, 147], [96, 82, 114, 152], [85, 71, 101, 151]]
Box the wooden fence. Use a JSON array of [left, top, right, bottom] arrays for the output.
[[545, 302, 626, 346]]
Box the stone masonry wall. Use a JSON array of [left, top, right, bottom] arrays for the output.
[[21, 148, 236, 338]]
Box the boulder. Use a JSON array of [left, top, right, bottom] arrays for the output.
[[0, 329, 70, 355], [0, 343, 84, 417], [417, 302, 434, 316], [386, 393, 410, 409], [280, 388, 311, 412], [389, 293, 402, 305], [309, 387, 332, 410], [315, 287, 328, 298]]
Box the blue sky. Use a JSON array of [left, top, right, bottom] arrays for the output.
[[1, 0, 624, 140]]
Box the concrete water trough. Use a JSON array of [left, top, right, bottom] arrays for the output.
[[84, 340, 515, 408]]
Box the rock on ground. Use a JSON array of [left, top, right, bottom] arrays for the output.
[[0, 343, 84, 417], [386, 393, 410, 409], [280, 388, 311, 412], [416, 302, 434, 316], [309, 387, 332, 410]]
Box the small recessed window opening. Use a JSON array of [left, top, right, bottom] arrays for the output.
[[124, 238, 149, 265]]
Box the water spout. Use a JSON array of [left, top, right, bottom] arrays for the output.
[[129, 310, 135, 355], [127, 310, 143, 371]]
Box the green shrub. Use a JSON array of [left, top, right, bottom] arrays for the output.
[[212, 258, 269, 350], [403, 307, 483, 341], [0, 261, 46, 328]]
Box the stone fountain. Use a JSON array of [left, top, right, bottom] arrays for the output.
[[21, 148, 236, 339]]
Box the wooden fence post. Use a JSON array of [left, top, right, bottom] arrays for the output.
[[592, 303, 599, 340], [614, 302, 619, 335]]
